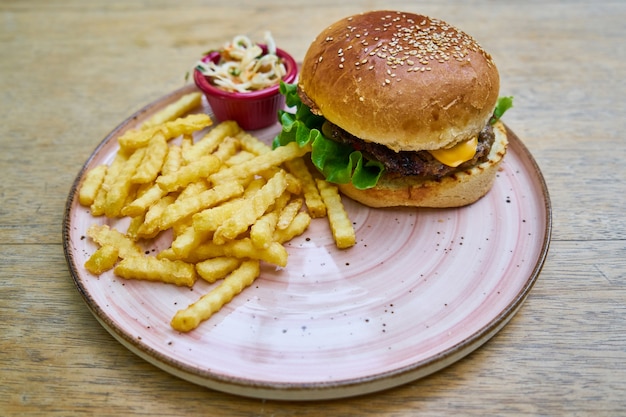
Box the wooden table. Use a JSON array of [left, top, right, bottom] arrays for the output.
[[2, 1, 624, 415]]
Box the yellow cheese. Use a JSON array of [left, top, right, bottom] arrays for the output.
[[428, 136, 478, 167]]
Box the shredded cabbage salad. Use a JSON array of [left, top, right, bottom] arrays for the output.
[[196, 32, 286, 93]]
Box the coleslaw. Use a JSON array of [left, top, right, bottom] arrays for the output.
[[195, 32, 286, 93]]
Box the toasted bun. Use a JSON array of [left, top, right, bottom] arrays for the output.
[[299, 10, 500, 152], [337, 121, 508, 208]]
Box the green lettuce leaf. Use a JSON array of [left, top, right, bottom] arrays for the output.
[[491, 96, 514, 124], [273, 82, 384, 190]]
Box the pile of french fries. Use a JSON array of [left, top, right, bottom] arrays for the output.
[[78, 92, 356, 332]]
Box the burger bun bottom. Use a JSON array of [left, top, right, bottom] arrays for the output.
[[337, 121, 509, 208]]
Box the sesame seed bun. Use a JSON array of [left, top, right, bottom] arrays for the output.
[[337, 121, 509, 208], [298, 10, 500, 152]]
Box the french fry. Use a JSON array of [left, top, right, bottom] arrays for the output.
[[124, 181, 149, 207], [170, 260, 260, 332], [90, 149, 130, 216], [159, 181, 244, 230], [180, 133, 194, 159], [277, 197, 303, 230], [141, 92, 202, 129], [79, 165, 108, 207], [192, 198, 248, 233], [195, 257, 242, 283], [185, 238, 288, 267], [212, 136, 240, 162], [316, 179, 356, 249], [274, 211, 312, 243], [121, 183, 167, 217], [224, 150, 256, 166], [259, 167, 302, 195], [243, 177, 266, 196], [87, 224, 143, 258], [114, 256, 197, 287], [213, 170, 288, 244], [285, 172, 303, 195], [175, 180, 209, 202], [118, 113, 212, 150], [209, 141, 311, 184], [250, 212, 278, 249], [237, 131, 271, 155], [136, 194, 176, 239], [126, 213, 146, 241], [269, 191, 291, 215], [284, 157, 327, 218], [171, 215, 193, 238], [84, 244, 119, 275], [155, 247, 178, 261], [183, 120, 241, 163], [104, 147, 146, 217], [161, 144, 182, 176], [156, 154, 221, 192], [170, 224, 211, 259], [131, 132, 168, 184]]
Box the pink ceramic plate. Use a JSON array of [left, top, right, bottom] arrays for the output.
[[63, 84, 551, 401]]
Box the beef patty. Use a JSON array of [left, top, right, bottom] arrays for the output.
[[321, 121, 496, 180]]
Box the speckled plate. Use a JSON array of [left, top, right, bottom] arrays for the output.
[[63, 84, 551, 401]]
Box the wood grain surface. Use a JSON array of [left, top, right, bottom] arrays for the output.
[[1, 0, 624, 415]]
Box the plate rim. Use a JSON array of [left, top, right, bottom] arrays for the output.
[[63, 84, 552, 401]]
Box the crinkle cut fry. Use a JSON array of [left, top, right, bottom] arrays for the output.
[[118, 113, 212, 150], [171, 260, 260, 332]]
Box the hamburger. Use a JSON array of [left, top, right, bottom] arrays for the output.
[[274, 10, 513, 208]]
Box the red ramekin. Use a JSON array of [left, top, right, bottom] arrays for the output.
[[193, 46, 298, 130]]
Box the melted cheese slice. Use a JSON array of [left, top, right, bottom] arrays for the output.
[[428, 136, 478, 167]]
